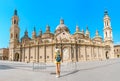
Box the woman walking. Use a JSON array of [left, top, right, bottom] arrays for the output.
[[54, 48, 62, 78]]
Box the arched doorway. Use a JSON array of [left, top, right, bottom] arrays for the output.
[[117, 55, 120, 58], [105, 51, 109, 59], [63, 48, 69, 62], [14, 53, 19, 61]]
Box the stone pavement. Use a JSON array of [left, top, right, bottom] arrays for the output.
[[0, 58, 120, 81]]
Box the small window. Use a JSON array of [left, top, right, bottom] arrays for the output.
[[40, 56, 42, 59], [47, 56, 49, 58]]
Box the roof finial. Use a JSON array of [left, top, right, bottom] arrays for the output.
[[76, 25, 80, 32], [96, 30, 99, 36], [33, 26, 36, 32], [60, 17, 64, 24], [86, 25, 89, 35], [86, 25, 88, 30], [104, 10, 108, 16], [46, 24, 50, 33], [14, 9, 17, 16], [25, 29, 28, 36], [39, 28, 42, 36]]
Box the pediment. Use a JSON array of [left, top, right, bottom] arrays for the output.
[[56, 31, 71, 42]]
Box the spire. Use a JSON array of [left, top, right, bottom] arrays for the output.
[[14, 9, 17, 16], [85, 26, 90, 38], [25, 29, 28, 36], [32, 26, 36, 39], [76, 25, 80, 32], [86, 26, 89, 34], [60, 18, 64, 24], [46, 24, 50, 33], [86, 26, 88, 30], [39, 29, 42, 36], [96, 30, 99, 36], [33, 26, 36, 32], [104, 10, 108, 16], [82, 29, 84, 34]]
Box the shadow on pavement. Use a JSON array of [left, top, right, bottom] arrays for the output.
[[60, 70, 79, 77], [0, 65, 14, 70]]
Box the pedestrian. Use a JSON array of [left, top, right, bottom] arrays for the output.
[[54, 47, 62, 78]]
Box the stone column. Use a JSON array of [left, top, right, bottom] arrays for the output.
[[28, 45, 30, 62], [85, 46, 87, 61], [36, 45, 39, 62], [34, 46, 36, 62], [22, 47, 25, 62], [44, 44, 46, 62], [51, 45, 54, 62]]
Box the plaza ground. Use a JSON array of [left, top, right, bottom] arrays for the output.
[[0, 58, 120, 81]]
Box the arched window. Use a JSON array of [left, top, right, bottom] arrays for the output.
[[16, 34, 18, 38], [14, 20, 16, 24], [110, 31, 112, 37], [107, 22, 108, 26]]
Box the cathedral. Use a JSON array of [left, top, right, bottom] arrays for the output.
[[9, 10, 114, 63]]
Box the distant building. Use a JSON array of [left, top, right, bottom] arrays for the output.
[[114, 45, 120, 58], [0, 48, 9, 60], [9, 10, 114, 63]]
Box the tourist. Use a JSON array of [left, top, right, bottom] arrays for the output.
[[54, 48, 62, 78]]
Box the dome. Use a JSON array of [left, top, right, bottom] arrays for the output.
[[93, 35, 102, 42], [21, 30, 31, 42], [55, 19, 69, 35], [56, 24, 68, 30], [21, 35, 31, 41]]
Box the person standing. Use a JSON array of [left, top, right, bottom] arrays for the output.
[[54, 48, 62, 78]]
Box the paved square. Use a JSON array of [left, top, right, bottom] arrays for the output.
[[0, 58, 120, 81]]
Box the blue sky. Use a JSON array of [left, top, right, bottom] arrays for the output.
[[0, 0, 120, 48]]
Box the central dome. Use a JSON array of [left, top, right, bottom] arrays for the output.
[[55, 19, 69, 35]]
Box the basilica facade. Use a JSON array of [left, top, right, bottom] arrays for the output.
[[9, 10, 114, 63]]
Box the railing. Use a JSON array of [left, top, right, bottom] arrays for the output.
[[33, 62, 46, 71], [32, 61, 77, 72]]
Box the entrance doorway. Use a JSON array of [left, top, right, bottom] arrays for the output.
[[117, 55, 120, 58], [63, 48, 69, 62], [14, 53, 19, 61], [105, 51, 109, 59]]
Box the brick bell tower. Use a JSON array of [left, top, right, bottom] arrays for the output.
[[9, 9, 20, 61], [103, 10, 114, 59]]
